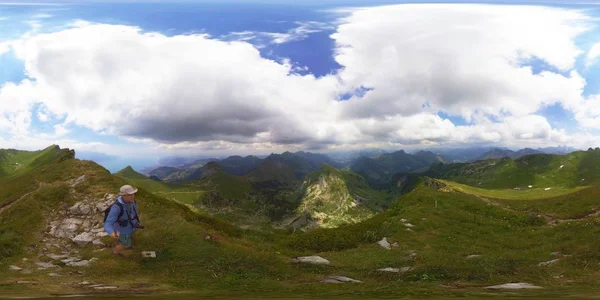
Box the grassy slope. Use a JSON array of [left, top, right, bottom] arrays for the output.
[[0, 149, 305, 297], [428, 149, 600, 189], [5, 146, 600, 298], [284, 181, 600, 296], [440, 179, 588, 200]]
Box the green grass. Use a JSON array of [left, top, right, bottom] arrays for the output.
[[7, 146, 600, 298], [439, 179, 588, 200], [496, 184, 600, 219], [428, 149, 600, 189]]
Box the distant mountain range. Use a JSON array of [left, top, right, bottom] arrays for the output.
[[141, 146, 580, 187]]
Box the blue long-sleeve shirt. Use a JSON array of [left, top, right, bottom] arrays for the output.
[[104, 196, 140, 235]]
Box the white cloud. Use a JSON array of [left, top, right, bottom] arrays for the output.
[[586, 43, 600, 66], [332, 4, 590, 122], [226, 21, 334, 46], [1, 3, 599, 153], [4, 22, 342, 146]]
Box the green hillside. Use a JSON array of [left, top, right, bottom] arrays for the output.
[[0, 145, 74, 178], [427, 149, 600, 189], [5, 145, 600, 298], [350, 150, 443, 188]]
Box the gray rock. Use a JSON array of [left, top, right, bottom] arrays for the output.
[[92, 239, 105, 245], [94, 286, 118, 290], [466, 255, 482, 259], [538, 259, 560, 267], [9, 265, 22, 271], [400, 218, 407, 223], [377, 267, 400, 273], [48, 273, 63, 277], [72, 232, 95, 246], [550, 251, 562, 256], [61, 257, 82, 264], [96, 232, 108, 237], [20, 269, 33, 274], [17, 281, 38, 284], [78, 281, 92, 285], [67, 259, 93, 267], [292, 256, 330, 265], [69, 202, 92, 216], [404, 223, 415, 228], [142, 251, 157, 258], [47, 254, 69, 260], [321, 276, 362, 283], [35, 262, 57, 270], [377, 237, 391, 250], [485, 283, 542, 290]]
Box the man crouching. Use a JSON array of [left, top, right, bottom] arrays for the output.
[[103, 185, 144, 255]]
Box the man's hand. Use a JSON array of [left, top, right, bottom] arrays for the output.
[[110, 231, 120, 239]]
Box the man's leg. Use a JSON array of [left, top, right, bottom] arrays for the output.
[[114, 234, 132, 255]]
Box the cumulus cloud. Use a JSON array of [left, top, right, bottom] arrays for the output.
[[1, 3, 599, 154], [4, 22, 341, 145], [332, 4, 589, 122]]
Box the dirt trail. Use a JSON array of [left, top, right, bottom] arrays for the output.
[[0, 182, 41, 215]]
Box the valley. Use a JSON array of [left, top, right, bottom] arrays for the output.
[[1, 145, 600, 299]]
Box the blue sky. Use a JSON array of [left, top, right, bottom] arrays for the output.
[[0, 0, 599, 172]]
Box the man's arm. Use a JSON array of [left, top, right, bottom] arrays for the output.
[[131, 202, 142, 228], [104, 205, 120, 235]]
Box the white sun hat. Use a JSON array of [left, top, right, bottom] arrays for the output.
[[119, 185, 138, 195]]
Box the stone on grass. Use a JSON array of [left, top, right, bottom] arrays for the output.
[[17, 281, 37, 284], [485, 283, 542, 290], [292, 256, 330, 265], [9, 265, 22, 271], [377, 237, 391, 250], [377, 267, 400, 273], [35, 262, 57, 270], [466, 255, 482, 259], [142, 251, 157, 258], [538, 259, 560, 267], [321, 276, 362, 283], [94, 286, 118, 290]]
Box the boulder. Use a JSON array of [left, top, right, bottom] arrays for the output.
[[466, 255, 482, 259], [377, 237, 391, 250], [292, 256, 330, 265]]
